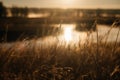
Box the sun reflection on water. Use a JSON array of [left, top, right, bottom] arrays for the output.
[[59, 24, 88, 45], [36, 24, 89, 46], [2, 25, 120, 49], [60, 24, 75, 44], [63, 27, 73, 42]]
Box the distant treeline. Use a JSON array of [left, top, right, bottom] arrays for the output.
[[29, 8, 120, 18], [0, 2, 29, 18], [11, 7, 28, 17], [0, 1, 120, 18]]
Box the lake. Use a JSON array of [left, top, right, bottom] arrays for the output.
[[1, 24, 119, 49]]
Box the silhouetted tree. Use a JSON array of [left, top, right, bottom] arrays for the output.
[[0, 2, 7, 17], [96, 9, 102, 17], [21, 7, 28, 17], [11, 6, 28, 17], [11, 6, 19, 17]]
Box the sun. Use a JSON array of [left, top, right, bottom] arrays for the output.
[[63, 0, 74, 4], [60, 0, 75, 8]]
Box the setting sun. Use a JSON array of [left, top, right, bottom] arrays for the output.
[[61, 0, 74, 4], [58, 0, 75, 8]]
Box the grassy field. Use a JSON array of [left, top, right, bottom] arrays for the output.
[[0, 28, 120, 80], [0, 19, 120, 80]]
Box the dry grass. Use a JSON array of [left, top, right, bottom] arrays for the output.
[[0, 22, 120, 80]]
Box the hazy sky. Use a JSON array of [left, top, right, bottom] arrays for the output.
[[0, 0, 120, 9]]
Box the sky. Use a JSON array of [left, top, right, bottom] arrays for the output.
[[0, 0, 120, 9]]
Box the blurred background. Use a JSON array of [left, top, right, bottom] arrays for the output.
[[0, 0, 120, 42]]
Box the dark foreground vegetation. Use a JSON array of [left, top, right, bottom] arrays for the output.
[[0, 39, 120, 80], [0, 21, 120, 80]]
